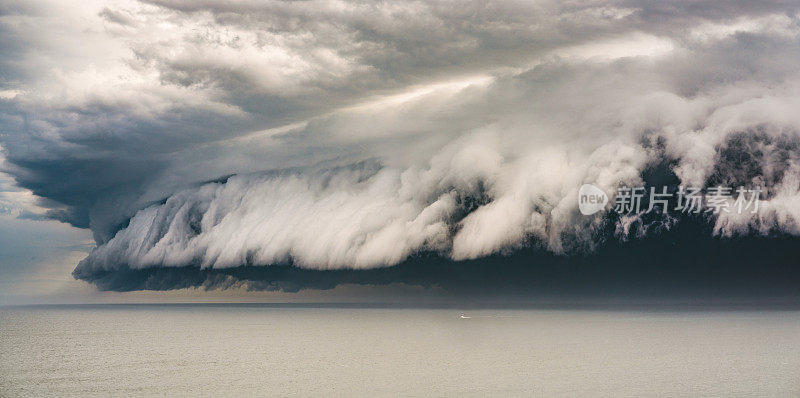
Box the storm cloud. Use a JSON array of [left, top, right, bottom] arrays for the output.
[[2, 0, 800, 292]]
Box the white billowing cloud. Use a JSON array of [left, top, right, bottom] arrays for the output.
[[2, 0, 800, 279], [78, 132, 649, 273]]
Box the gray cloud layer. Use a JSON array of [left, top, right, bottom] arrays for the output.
[[2, 0, 800, 289]]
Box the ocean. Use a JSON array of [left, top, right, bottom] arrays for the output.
[[1, 304, 799, 397]]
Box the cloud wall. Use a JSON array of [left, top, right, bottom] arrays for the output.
[[2, 0, 800, 290]]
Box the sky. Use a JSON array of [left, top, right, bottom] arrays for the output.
[[2, 0, 800, 304]]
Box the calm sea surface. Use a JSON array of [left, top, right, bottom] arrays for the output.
[[1, 304, 799, 397]]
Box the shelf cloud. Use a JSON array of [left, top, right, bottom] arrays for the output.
[[2, 0, 800, 292]]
